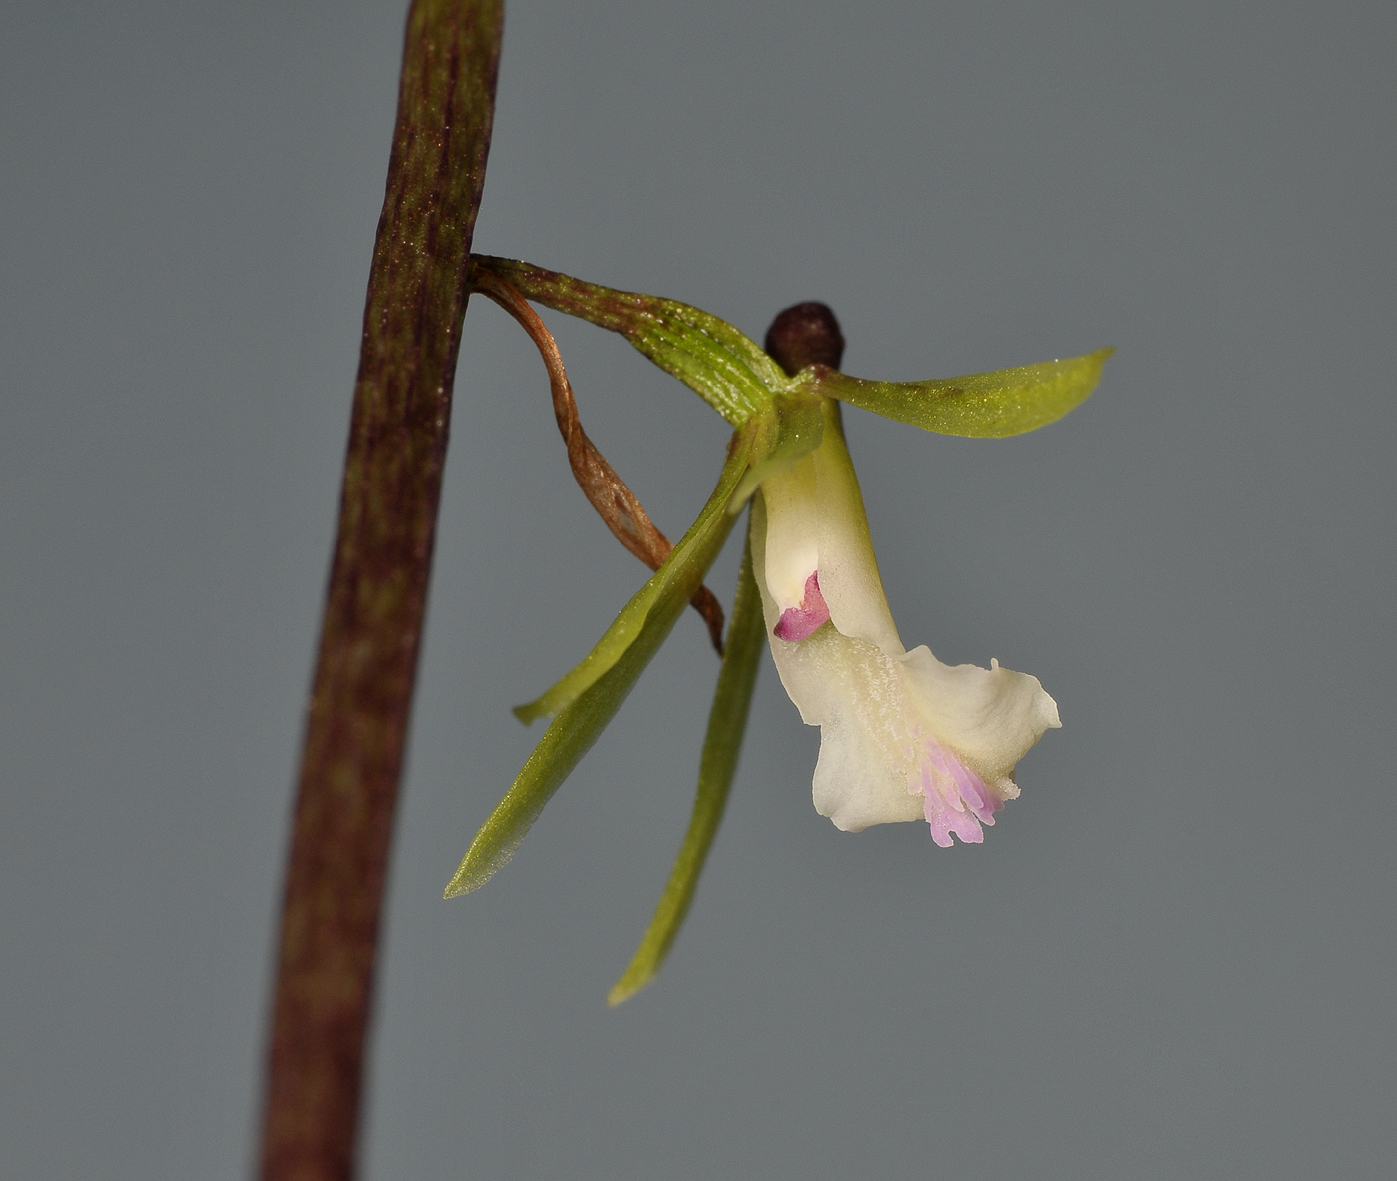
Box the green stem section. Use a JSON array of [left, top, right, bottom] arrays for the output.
[[608, 519, 765, 1005], [258, 4, 502, 1181]]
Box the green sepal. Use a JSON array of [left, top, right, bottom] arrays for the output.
[[608, 517, 766, 1005], [444, 430, 756, 898], [443, 593, 692, 899], [796, 347, 1113, 438], [473, 255, 788, 426], [512, 427, 756, 726]]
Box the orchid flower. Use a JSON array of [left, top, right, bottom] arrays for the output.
[[445, 256, 1110, 1000], [752, 396, 1059, 844]]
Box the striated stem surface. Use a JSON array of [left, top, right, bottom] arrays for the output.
[[257, 4, 502, 1179]]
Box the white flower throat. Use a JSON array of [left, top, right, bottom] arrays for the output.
[[752, 398, 1060, 843]]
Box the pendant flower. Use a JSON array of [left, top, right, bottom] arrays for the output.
[[449, 258, 1108, 1000], [751, 396, 1060, 844]]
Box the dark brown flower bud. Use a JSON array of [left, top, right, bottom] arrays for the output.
[[763, 302, 846, 376]]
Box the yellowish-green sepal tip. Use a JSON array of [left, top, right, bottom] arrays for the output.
[[803, 346, 1114, 438], [606, 968, 652, 1007]]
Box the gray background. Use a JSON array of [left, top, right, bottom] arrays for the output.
[[2, 1, 1394, 1177]]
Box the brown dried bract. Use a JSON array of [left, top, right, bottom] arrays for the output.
[[471, 263, 725, 653]]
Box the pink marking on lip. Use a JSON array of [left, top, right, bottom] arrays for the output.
[[927, 742, 998, 823], [920, 742, 997, 846], [921, 764, 985, 847], [773, 571, 831, 642]]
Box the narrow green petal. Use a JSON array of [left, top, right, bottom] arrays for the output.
[[445, 434, 756, 898], [443, 593, 684, 898], [474, 255, 787, 425], [608, 519, 766, 1005], [800, 347, 1113, 438], [513, 428, 756, 725]]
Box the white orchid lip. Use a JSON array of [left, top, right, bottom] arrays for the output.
[[751, 397, 1060, 844]]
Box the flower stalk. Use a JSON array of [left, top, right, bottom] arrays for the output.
[[258, 4, 501, 1179]]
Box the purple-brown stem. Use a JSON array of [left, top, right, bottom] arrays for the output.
[[257, 4, 502, 1180]]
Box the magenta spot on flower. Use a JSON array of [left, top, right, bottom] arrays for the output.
[[919, 742, 996, 846], [773, 571, 831, 642]]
